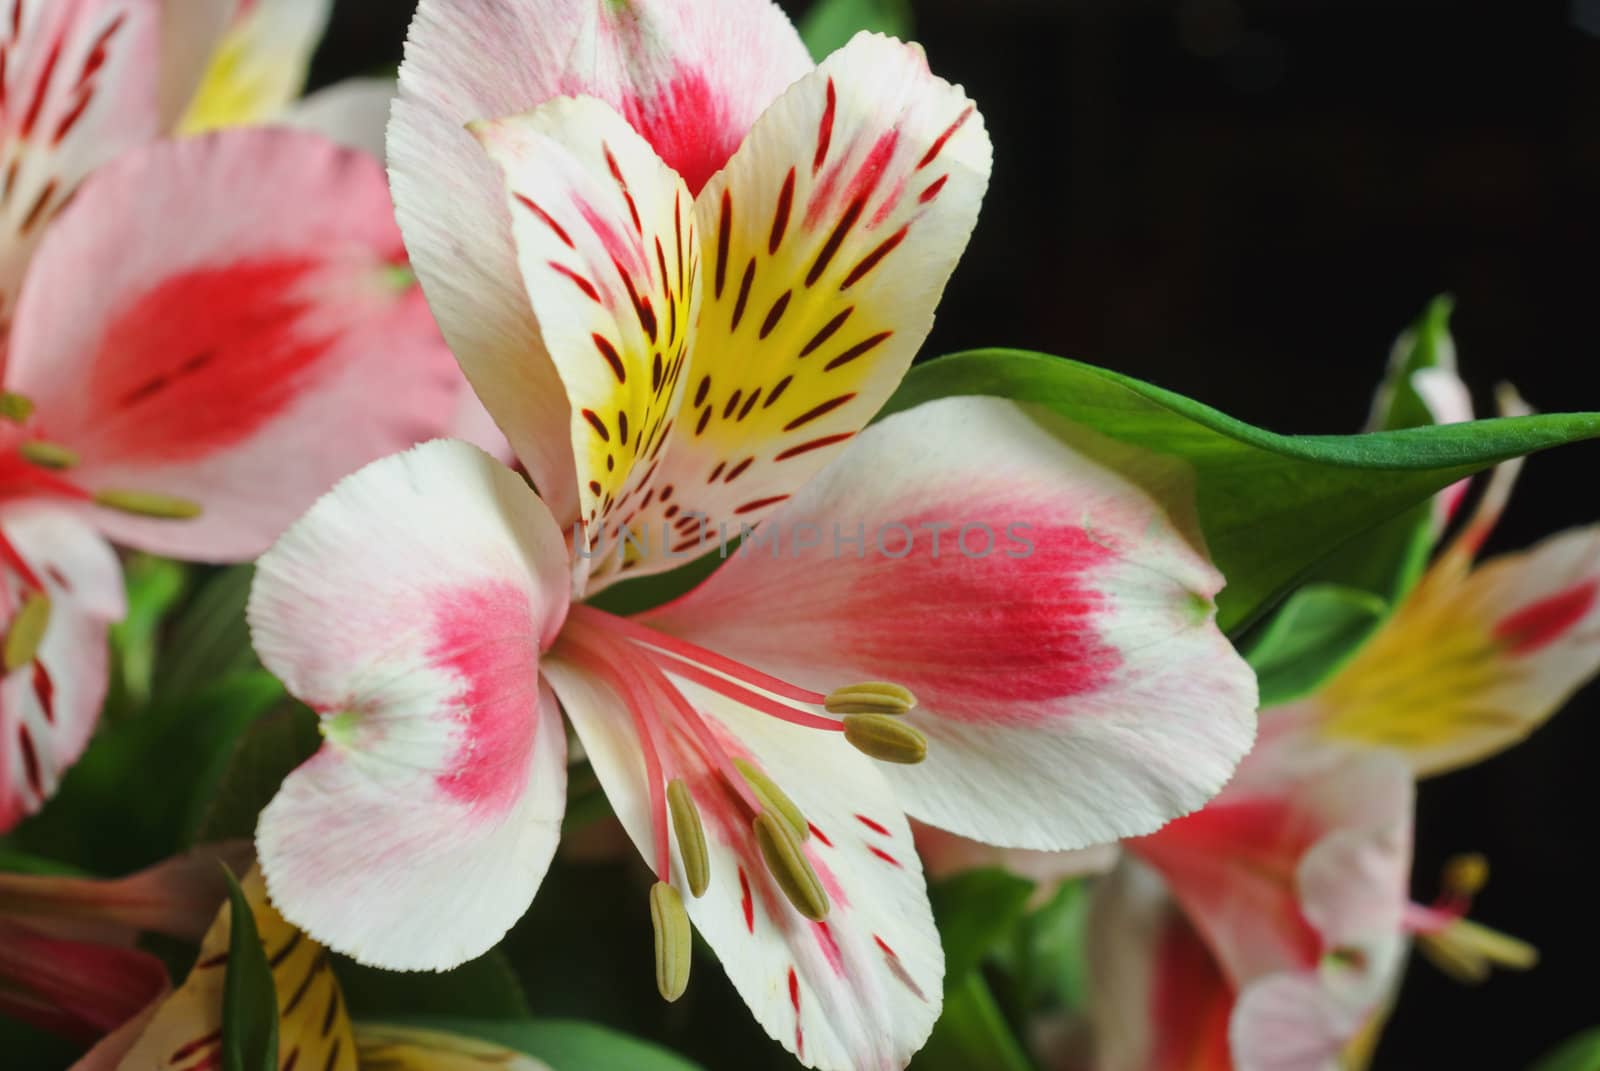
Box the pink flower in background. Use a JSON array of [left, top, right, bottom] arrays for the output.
[[245, 3, 1260, 1067], [0, 0, 501, 829]]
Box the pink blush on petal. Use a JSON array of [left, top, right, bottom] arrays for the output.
[[429, 582, 540, 813], [823, 521, 1123, 725], [621, 69, 742, 196], [1494, 579, 1599, 655]]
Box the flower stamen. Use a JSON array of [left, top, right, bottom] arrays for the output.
[[649, 880, 692, 1001], [753, 810, 830, 921], [667, 778, 711, 898], [841, 713, 928, 764], [17, 442, 78, 470], [92, 489, 202, 519], [825, 682, 917, 715], [734, 758, 809, 841]]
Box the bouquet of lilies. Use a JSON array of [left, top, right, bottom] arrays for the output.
[[2, 2, 1596, 1070]]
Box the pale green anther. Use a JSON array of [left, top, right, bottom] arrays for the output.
[[667, 779, 710, 898], [3, 594, 51, 672], [753, 810, 829, 921], [0, 393, 34, 423], [649, 881, 692, 1002], [824, 681, 917, 715], [733, 758, 808, 840], [93, 489, 203, 520], [842, 713, 929, 765], [18, 441, 79, 470]]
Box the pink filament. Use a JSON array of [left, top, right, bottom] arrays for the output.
[[568, 605, 829, 705], [646, 650, 843, 732]]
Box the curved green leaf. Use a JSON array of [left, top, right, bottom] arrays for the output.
[[220, 867, 277, 1071], [800, 0, 914, 60], [335, 951, 529, 1020], [885, 349, 1600, 633], [1530, 1027, 1600, 1071], [910, 974, 1035, 1071], [401, 1018, 706, 1071], [1244, 584, 1389, 706]]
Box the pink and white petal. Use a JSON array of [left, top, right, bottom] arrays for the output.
[[449, 386, 515, 465], [1133, 746, 1413, 989], [4, 128, 460, 561], [1295, 524, 1600, 777], [0, 0, 163, 322], [283, 76, 394, 159], [540, 661, 943, 1071], [1229, 970, 1367, 1071], [475, 98, 697, 588], [642, 396, 1258, 851], [178, 0, 332, 133], [913, 822, 1118, 890], [250, 441, 571, 970], [1087, 861, 1234, 1071], [0, 506, 123, 831], [614, 34, 992, 580], [391, 0, 810, 525], [0, 841, 251, 944], [399, 0, 809, 195]]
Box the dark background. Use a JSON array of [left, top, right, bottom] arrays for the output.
[[314, 2, 1600, 1067]]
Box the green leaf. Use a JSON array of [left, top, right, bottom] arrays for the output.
[[929, 869, 1036, 982], [1005, 879, 1092, 1014], [154, 565, 261, 699], [910, 973, 1035, 1071], [191, 703, 320, 845], [400, 1018, 707, 1071], [1243, 583, 1389, 705], [799, 0, 914, 61], [1305, 295, 1460, 606], [220, 867, 278, 1071], [105, 554, 188, 719], [885, 349, 1600, 634], [335, 950, 529, 1020], [1530, 1027, 1600, 1071]]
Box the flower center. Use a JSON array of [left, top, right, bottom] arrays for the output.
[[1404, 853, 1538, 983], [553, 604, 924, 1000]]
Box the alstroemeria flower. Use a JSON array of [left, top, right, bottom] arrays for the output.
[[0, 125, 462, 829], [0, 845, 248, 1044], [1088, 743, 1414, 1071], [72, 866, 553, 1071]]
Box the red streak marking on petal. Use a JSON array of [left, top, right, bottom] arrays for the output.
[[813, 920, 845, 975], [735, 495, 788, 515], [17, 725, 42, 797], [1495, 579, 1600, 654], [195, 952, 229, 969], [724, 457, 753, 483], [814, 79, 837, 174], [428, 583, 538, 812], [603, 143, 643, 236], [856, 814, 890, 835], [31, 663, 54, 723], [53, 88, 93, 145], [825, 331, 893, 372], [765, 375, 793, 408], [918, 106, 976, 170], [730, 258, 756, 331], [919, 174, 950, 204], [86, 259, 335, 463], [800, 307, 854, 358], [806, 197, 865, 287], [869, 846, 902, 867], [841, 226, 910, 291], [549, 262, 601, 302], [170, 1030, 223, 1062], [593, 334, 626, 383], [788, 966, 803, 1059], [19, 33, 62, 138], [843, 130, 901, 210], [775, 432, 854, 461], [809, 823, 833, 846], [770, 168, 796, 254], [739, 866, 755, 932], [580, 408, 610, 441], [783, 393, 856, 431], [759, 290, 792, 340], [515, 194, 574, 248], [714, 190, 732, 299], [874, 934, 896, 956], [18, 178, 57, 235]]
